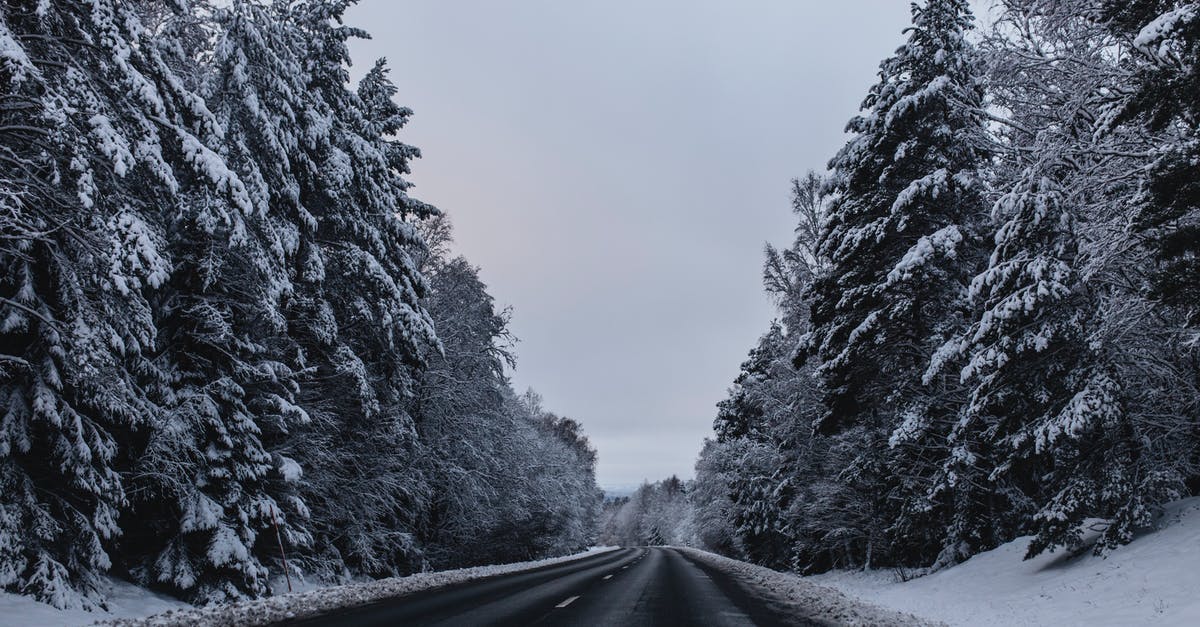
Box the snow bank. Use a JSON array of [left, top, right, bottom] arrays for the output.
[[675, 547, 933, 626], [95, 547, 618, 627], [808, 498, 1200, 626], [0, 578, 188, 627]]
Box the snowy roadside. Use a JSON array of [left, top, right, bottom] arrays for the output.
[[67, 547, 614, 627], [0, 579, 189, 627], [674, 547, 935, 627], [805, 497, 1200, 627]]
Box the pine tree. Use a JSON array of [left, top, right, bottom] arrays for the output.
[[120, 1, 315, 603], [937, 157, 1174, 558], [794, 0, 990, 568], [939, 168, 1089, 559], [1104, 1, 1200, 322], [713, 336, 774, 443], [800, 0, 989, 437], [0, 0, 248, 608], [924, 1, 1190, 561], [712, 327, 796, 568], [281, 0, 438, 579]]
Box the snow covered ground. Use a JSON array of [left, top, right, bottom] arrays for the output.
[[0, 579, 189, 627], [0, 547, 616, 627], [675, 547, 929, 626], [808, 497, 1200, 626]]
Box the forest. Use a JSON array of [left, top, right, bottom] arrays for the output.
[[613, 0, 1200, 577], [0, 0, 599, 610], [5, 0, 1200, 617]]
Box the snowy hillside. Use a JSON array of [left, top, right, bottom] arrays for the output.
[[809, 498, 1200, 626]]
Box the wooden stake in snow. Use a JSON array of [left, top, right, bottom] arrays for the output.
[[272, 507, 293, 593]]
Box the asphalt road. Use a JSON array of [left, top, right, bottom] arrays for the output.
[[280, 547, 808, 626]]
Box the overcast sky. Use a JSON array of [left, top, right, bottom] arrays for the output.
[[345, 1, 990, 489]]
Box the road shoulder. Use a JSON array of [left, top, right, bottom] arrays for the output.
[[96, 547, 620, 627], [673, 547, 938, 627]]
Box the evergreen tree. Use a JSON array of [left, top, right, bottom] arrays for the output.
[[938, 168, 1091, 559], [1, 0, 605, 609], [0, 0, 248, 608], [1104, 1, 1200, 322], [800, 0, 989, 437], [713, 336, 773, 443], [281, 1, 438, 579], [693, 0, 1200, 577], [796, 0, 990, 568], [122, 1, 314, 603], [925, 1, 1189, 561]]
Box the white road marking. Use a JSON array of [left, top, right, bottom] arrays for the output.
[[556, 595, 580, 608], [603, 574, 613, 580]]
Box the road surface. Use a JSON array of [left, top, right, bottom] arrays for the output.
[[280, 547, 810, 626]]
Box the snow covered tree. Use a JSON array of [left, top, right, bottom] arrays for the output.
[[516, 391, 602, 557], [763, 172, 829, 333], [789, 0, 991, 569], [408, 220, 519, 568], [245, 0, 439, 580], [691, 440, 743, 556], [691, 0, 1200, 575], [1097, 1, 1200, 498], [707, 326, 799, 568], [1, 0, 607, 609], [0, 0, 257, 607], [118, 0, 315, 603], [713, 334, 774, 444], [600, 478, 694, 548], [938, 161, 1174, 559], [920, 0, 1187, 562], [800, 0, 990, 439], [407, 219, 602, 568], [1103, 1, 1200, 322], [133, 209, 306, 602], [694, 176, 840, 570], [937, 167, 1095, 559]]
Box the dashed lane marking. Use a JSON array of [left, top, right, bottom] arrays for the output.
[[556, 596, 581, 608], [603, 574, 613, 580]]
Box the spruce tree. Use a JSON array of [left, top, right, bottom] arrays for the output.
[[939, 161, 1170, 559], [0, 0, 247, 607], [796, 0, 990, 567], [122, 1, 314, 603], [927, 1, 1190, 560], [282, 0, 438, 579], [800, 0, 989, 436], [1104, 1, 1200, 322]]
